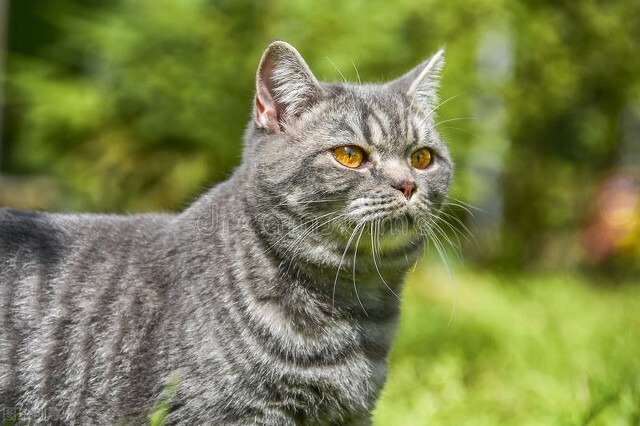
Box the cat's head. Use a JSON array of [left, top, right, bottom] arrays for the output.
[[244, 41, 452, 256]]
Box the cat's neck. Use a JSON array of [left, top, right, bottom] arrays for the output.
[[177, 170, 419, 319]]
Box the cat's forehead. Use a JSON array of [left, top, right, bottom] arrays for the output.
[[307, 83, 433, 152], [323, 83, 407, 110]]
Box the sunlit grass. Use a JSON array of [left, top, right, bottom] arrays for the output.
[[148, 374, 180, 426], [373, 261, 640, 425]]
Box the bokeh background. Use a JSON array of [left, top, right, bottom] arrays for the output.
[[1, 0, 639, 424]]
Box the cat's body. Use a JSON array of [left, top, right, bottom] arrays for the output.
[[0, 41, 452, 424]]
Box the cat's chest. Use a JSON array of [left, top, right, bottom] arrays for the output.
[[246, 298, 396, 408], [251, 329, 389, 423]]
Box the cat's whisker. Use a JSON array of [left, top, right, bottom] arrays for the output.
[[271, 197, 346, 209], [370, 221, 400, 301], [267, 210, 341, 252], [427, 213, 460, 251], [411, 256, 420, 274], [434, 117, 476, 127], [426, 94, 459, 118], [332, 219, 366, 316], [443, 203, 477, 220], [445, 195, 483, 212], [422, 207, 462, 244], [326, 56, 361, 114], [434, 198, 483, 219], [416, 94, 459, 128], [326, 57, 349, 84], [415, 201, 465, 256], [351, 60, 362, 85], [284, 213, 346, 273], [294, 213, 344, 246], [348, 195, 396, 210], [423, 220, 458, 327], [376, 220, 383, 255], [348, 209, 395, 220], [282, 217, 339, 275], [352, 224, 368, 317], [436, 209, 477, 245], [438, 126, 480, 139], [427, 215, 464, 264], [283, 213, 349, 275]]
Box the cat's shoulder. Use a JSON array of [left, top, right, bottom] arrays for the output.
[[0, 207, 54, 230], [0, 208, 69, 258], [0, 208, 174, 259], [0, 207, 82, 231]]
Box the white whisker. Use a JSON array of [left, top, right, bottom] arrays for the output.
[[351, 60, 362, 85], [435, 117, 476, 126], [326, 56, 348, 84], [352, 224, 368, 316], [438, 126, 480, 139], [332, 220, 366, 315], [284, 213, 346, 274], [416, 94, 459, 129], [424, 220, 457, 328], [267, 210, 340, 252], [271, 197, 345, 209], [436, 209, 477, 245]]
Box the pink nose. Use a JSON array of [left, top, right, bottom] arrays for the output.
[[393, 181, 417, 200]]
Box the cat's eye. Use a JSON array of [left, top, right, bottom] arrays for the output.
[[333, 145, 366, 168], [411, 148, 433, 169]]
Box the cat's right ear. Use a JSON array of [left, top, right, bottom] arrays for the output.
[[254, 41, 323, 133], [388, 48, 445, 115]]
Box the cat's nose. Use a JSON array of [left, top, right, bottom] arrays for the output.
[[393, 181, 417, 200]]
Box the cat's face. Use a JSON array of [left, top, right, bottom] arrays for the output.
[[246, 41, 452, 251]]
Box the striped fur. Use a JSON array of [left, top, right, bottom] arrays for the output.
[[0, 41, 452, 424]]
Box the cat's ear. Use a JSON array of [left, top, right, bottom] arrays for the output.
[[389, 48, 445, 114], [254, 41, 323, 133]]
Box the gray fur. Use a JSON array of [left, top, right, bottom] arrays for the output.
[[0, 41, 452, 425]]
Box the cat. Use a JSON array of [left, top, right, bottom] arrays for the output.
[[0, 40, 452, 425]]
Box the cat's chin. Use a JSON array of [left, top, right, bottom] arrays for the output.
[[329, 216, 424, 254], [374, 216, 426, 251], [376, 228, 422, 252]]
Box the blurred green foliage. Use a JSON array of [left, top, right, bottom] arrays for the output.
[[2, 0, 640, 271], [374, 262, 640, 424]]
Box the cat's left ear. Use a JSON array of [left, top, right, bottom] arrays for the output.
[[254, 40, 323, 133], [389, 48, 445, 114]]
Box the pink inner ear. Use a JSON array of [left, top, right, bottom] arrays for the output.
[[255, 89, 281, 133]]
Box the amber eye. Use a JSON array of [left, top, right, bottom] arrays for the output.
[[333, 145, 366, 168], [411, 148, 433, 169]]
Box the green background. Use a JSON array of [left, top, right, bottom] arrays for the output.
[[1, 0, 639, 423]]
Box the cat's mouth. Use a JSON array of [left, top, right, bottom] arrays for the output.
[[345, 195, 431, 227]]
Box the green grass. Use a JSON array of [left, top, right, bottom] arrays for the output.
[[373, 263, 640, 425], [148, 373, 180, 426]]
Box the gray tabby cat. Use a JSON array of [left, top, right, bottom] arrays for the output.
[[0, 41, 452, 424]]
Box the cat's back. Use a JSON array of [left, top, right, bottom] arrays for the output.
[[0, 208, 174, 423], [0, 208, 174, 282], [1, 206, 172, 254], [0, 208, 68, 261]]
